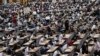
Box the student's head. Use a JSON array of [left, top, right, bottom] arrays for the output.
[[94, 38, 97, 43]]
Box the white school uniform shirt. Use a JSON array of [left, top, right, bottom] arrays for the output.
[[2, 37, 5, 40], [17, 20, 22, 26], [39, 38, 44, 44], [91, 25, 97, 30], [53, 50, 60, 56], [59, 34, 63, 42], [45, 34, 49, 38], [9, 38, 14, 43], [36, 26, 40, 31], [0, 16, 3, 20], [17, 36, 20, 40], [54, 36, 57, 41], [94, 42, 100, 51], [33, 11, 37, 15], [45, 16, 50, 20], [61, 44, 67, 51], [0, 52, 4, 56], [25, 47, 29, 56]]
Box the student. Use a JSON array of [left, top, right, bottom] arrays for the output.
[[40, 45, 48, 54], [53, 50, 60, 56], [94, 39, 100, 56], [65, 20, 69, 32], [82, 41, 88, 54], [0, 52, 4, 56], [24, 46, 30, 56], [61, 43, 67, 53]]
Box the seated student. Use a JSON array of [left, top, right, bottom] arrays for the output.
[[82, 41, 88, 54], [94, 39, 100, 56], [39, 37, 45, 44], [0, 16, 4, 24], [40, 45, 49, 54], [0, 52, 4, 56], [9, 38, 14, 43], [60, 43, 67, 53], [53, 50, 60, 56], [73, 48, 80, 56], [91, 24, 97, 32], [24, 46, 30, 56], [6, 46, 13, 55], [58, 34, 63, 42], [2, 36, 6, 41]]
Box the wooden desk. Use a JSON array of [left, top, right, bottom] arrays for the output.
[[56, 40, 65, 46], [39, 40, 50, 46], [0, 47, 7, 52], [31, 35, 43, 46], [29, 47, 41, 56], [47, 46, 58, 53], [9, 41, 18, 46], [89, 41, 94, 45], [60, 54, 68, 56], [19, 35, 29, 40], [47, 46, 58, 56], [65, 46, 75, 53], [80, 34, 85, 39], [93, 34, 100, 38], [31, 35, 43, 40], [73, 40, 81, 45], [15, 47, 25, 53], [0, 41, 5, 45], [48, 35, 56, 39], [90, 34, 100, 38], [23, 40, 33, 46], [63, 34, 71, 39], [42, 54, 49, 56], [29, 47, 40, 53]]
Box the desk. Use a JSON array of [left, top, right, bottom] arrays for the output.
[[0, 41, 5, 45], [47, 46, 58, 52], [29, 47, 40, 53], [15, 47, 25, 53], [48, 35, 56, 39], [19, 35, 29, 40], [31, 35, 43, 40], [9, 41, 18, 46], [47, 46, 58, 56], [80, 34, 85, 39], [63, 34, 71, 39], [93, 34, 100, 38], [23, 40, 33, 46], [56, 40, 65, 46], [60, 54, 68, 56], [73, 40, 81, 45], [89, 41, 94, 45], [42, 54, 49, 56], [65, 46, 75, 53], [39, 40, 50, 46], [29, 47, 41, 56], [0, 47, 7, 52]]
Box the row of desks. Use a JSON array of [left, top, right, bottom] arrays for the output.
[[0, 32, 86, 56], [1, 33, 99, 56]]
